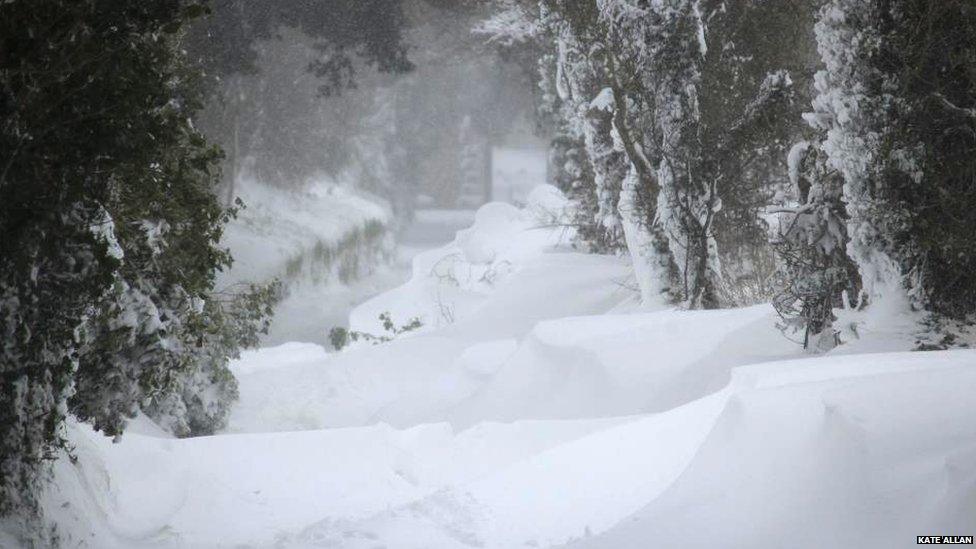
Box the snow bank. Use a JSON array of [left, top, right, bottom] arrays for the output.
[[217, 178, 395, 345], [219, 178, 392, 289], [45, 414, 628, 549], [231, 271, 634, 431], [448, 305, 797, 427], [573, 350, 976, 549], [226, 187, 641, 434]]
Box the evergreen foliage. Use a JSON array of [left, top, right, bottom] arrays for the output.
[[0, 1, 280, 541], [772, 142, 861, 351], [795, 0, 976, 340]]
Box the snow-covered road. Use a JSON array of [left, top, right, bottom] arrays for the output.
[[43, 186, 976, 549]]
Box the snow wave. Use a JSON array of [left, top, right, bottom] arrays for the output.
[[287, 351, 976, 549], [42, 185, 976, 549]]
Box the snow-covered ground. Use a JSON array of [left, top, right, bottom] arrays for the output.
[[41, 185, 976, 549]]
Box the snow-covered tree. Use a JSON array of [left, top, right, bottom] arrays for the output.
[[478, 0, 632, 253], [525, 0, 797, 308], [487, 0, 974, 332], [547, 3, 628, 251], [610, 0, 720, 308], [0, 3, 279, 542], [808, 0, 903, 309], [772, 141, 861, 351], [773, 0, 976, 347], [696, 0, 818, 305], [806, 0, 976, 332], [591, 0, 797, 308], [0, 3, 191, 539]]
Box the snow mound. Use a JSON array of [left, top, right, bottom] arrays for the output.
[[448, 304, 798, 427], [46, 416, 628, 549], [289, 350, 976, 549], [228, 256, 634, 433], [350, 185, 578, 335], [573, 350, 976, 549], [226, 187, 639, 434]]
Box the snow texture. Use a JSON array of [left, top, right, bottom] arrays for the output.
[[36, 185, 976, 549]]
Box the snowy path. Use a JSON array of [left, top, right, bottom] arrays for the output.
[[47, 187, 976, 549]]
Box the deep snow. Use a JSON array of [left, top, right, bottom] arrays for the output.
[[37, 185, 976, 549]]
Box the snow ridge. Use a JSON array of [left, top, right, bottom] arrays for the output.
[[43, 186, 976, 549]]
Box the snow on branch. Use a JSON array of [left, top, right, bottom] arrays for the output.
[[474, 2, 539, 46]]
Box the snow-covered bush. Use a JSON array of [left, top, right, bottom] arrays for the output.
[[0, 203, 113, 545], [809, 0, 902, 306], [809, 0, 976, 329], [772, 142, 861, 352]]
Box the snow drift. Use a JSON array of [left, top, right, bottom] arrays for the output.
[[37, 185, 976, 549]]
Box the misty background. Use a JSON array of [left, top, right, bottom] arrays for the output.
[[186, 1, 549, 344]]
